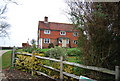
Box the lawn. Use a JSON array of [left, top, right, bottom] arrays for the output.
[[2, 51, 12, 69], [40, 48, 49, 53], [66, 48, 79, 51]]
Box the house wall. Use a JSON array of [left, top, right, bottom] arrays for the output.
[[39, 30, 78, 48], [42, 38, 57, 48]]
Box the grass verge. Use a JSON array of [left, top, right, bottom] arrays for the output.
[[2, 51, 12, 69]]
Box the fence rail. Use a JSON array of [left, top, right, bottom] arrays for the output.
[[12, 51, 120, 81]]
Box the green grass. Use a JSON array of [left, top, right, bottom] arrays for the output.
[[16, 49, 23, 52], [40, 48, 79, 52], [66, 48, 79, 51], [40, 49, 49, 53], [2, 51, 12, 69], [66, 56, 80, 63], [40, 48, 80, 63]]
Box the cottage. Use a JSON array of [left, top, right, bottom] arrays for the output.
[[37, 17, 78, 49]]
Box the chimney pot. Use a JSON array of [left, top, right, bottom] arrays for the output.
[[44, 16, 48, 22]]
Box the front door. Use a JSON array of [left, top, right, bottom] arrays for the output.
[[62, 39, 66, 47]]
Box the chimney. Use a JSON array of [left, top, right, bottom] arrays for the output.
[[44, 16, 48, 23]]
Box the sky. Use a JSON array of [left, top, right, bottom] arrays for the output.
[[0, 0, 71, 47]]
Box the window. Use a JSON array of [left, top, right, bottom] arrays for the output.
[[60, 31, 66, 35], [59, 38, 62, 43], [44, 38, 50, 43], [58, 38, 69, 44], [66, 39, 69, 44], [44, 30, 50, 34], [73, 32, 78, 36], [73, 40, 77, 44]]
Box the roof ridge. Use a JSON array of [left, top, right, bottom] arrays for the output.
[[39, 21, 72, 25]]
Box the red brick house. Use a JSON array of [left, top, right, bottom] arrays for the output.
[[37, 17, 78, 49]]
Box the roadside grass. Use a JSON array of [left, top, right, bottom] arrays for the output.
[[2, 51, 12, 69]]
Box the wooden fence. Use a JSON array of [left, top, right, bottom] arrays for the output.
[[12, 49, 120, 81]]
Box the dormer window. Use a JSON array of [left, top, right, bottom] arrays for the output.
[[44, 30, 50, 34], [60, 31, 66, 35]]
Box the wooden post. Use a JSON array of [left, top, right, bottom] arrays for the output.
[[12, 47, 15, 67], [115, 66, 120, 81], [60, 56, 63, 81], [31, 52, 34, 76], [0, 60, 1, 72]]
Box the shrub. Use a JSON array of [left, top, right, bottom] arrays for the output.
[[15, 54, 78, 80], [23, 46, 42, 54], [48, 43, 54, 48], [45, 46, 67, 59]]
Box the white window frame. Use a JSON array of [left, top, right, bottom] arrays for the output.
[[44, 30, 50, 34], [73, 40, 77, 44], [44, 38, 50, 43], [59, 38, 62, 43], [73, 32, 78, 36], [60, 31, 66, 35], [66, 39, 69, 44]]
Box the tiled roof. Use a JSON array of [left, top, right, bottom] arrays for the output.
[[38, 21, 77, 31]]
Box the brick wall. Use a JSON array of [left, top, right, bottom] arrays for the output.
[[42, 38, 57, 48], [40, 30, 78, 48]]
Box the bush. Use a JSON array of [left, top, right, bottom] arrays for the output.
[[48, 43, 54, 48], [45, 46, 67, 59], [15, 54, 78, 80], [23, 47, 42, 54]]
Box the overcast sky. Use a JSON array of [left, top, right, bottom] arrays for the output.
[[0, 0, 71, 47]]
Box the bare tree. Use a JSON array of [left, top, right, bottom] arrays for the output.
[[0, 0, 18, 37], [0, 21, 10, 37]]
